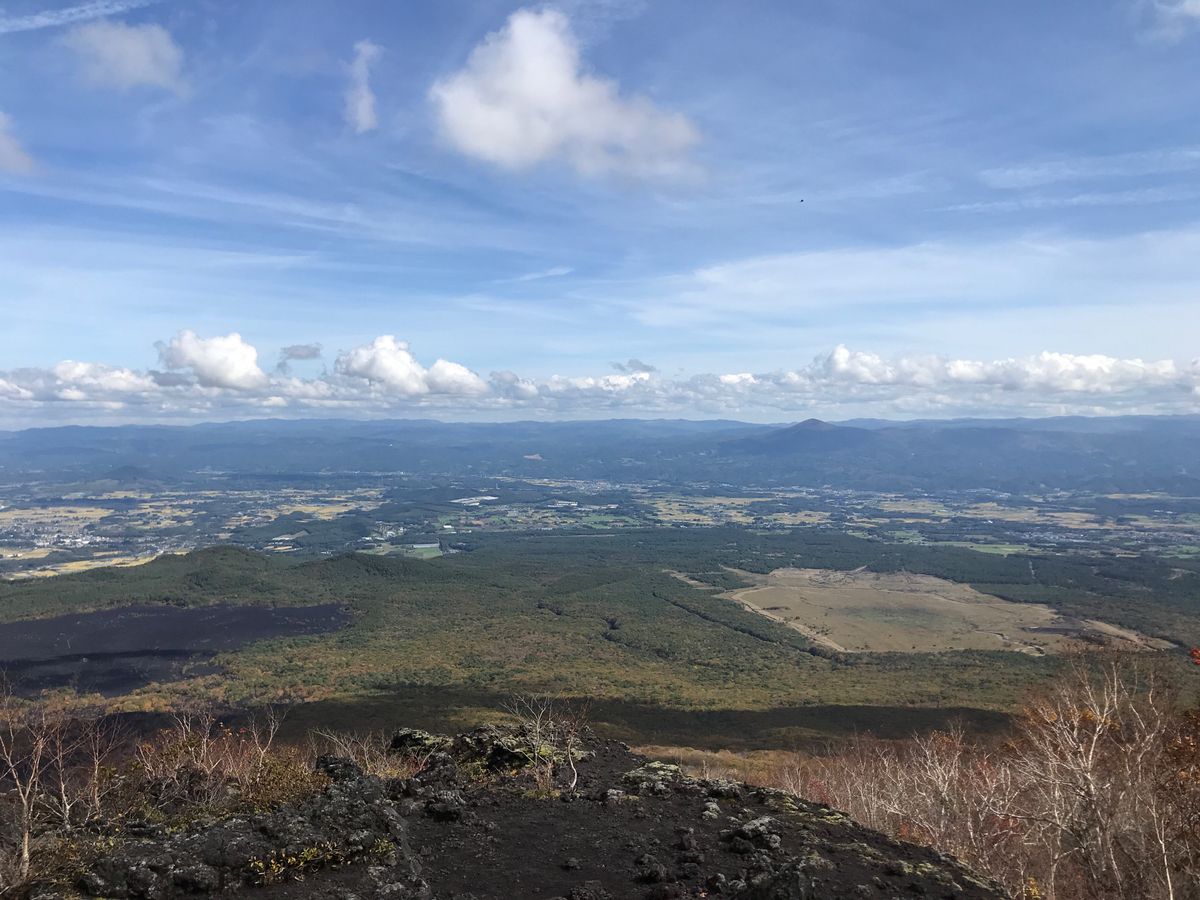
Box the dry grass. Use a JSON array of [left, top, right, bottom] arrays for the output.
[[0, 507, 111, 526], [723, 567, 1169, 654], [655, 657, 1200, 900], [9, 554, 158, 580], [0, 549, 53, 561]]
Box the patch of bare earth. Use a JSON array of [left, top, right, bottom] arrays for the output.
[[713, 567, 1172, 654]]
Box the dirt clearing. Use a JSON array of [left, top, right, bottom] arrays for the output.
[[723, 568, 1172, 654]]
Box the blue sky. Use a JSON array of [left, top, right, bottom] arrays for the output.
[[1, 0, 1199, 425]]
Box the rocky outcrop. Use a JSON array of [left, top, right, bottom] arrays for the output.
[[60, 728, 1006, 899], [68, 761, 426, 900]]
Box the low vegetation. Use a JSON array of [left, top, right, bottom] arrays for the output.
[[656, 654, 1200, 900], [2, 529, 1196, 747], [4, 657, 1198, 898], [0, 694, 432, 896], [0, 690, 600, 897], [0, 541, 1073, 740]]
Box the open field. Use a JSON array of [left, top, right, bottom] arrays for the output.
[[273, 499, 383, 520], [652, 495, 829, 527], [724, 567, 1175, 654], [364, 542, 444, 559], [7, 552, 161, 579], [0, 547, 53, 560], [0, 505, 112, 525]]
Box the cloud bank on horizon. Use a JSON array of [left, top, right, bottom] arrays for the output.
[[0, 330, 1197, 426], [1, 0, 1198, 425]]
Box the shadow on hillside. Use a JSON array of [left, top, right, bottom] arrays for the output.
[[279, 684, 1013, 751]]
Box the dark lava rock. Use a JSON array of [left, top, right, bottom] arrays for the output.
[[70, 732, 1007, 900], [389, 728, 453, 757], [313, 755, 363, 782], [563, 883, 613, 900], [423, 789, 466, 822], [76, 770, 417, 899]]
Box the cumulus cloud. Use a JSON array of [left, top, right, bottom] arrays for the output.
[[430, 8, 698, 178], [0, 112, 34, 175], [280, 343, 323, 362], [334, 335, 488, 395], [2, 333, 1197, 424], [612, 358, 657, 374], [344, 40, 382, 133], [276, 343, 323, 375], [65, 19, 184, 92], [50, 360, 157, 395], [812, 345, 1187, 395], [157, 330, 269, 390]]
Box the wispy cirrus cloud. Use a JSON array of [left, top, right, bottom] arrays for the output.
[[981, 147, 1200, 189], [1144, 0, 1200, 38], [502, 265, 574, 283], [0, 0, 161, 34], [344, 39, 382, 133], [0, 112, 34, 174], [943, 185, 1200, 214], [624, 227, 1200, 329]]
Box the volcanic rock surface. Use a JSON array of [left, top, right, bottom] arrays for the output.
[[59, 727, 1007, 900]]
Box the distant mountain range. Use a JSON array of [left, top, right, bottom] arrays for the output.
[[2, 414, 1198, 493]]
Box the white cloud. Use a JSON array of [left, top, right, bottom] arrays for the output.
[[427, 359, 490, 394], [51, 360, 157, 395], [0, 0, 158, 34], [2, 334, 1197, 423], [612, 358, 657, 374], [632, 228, 1200, 328], [430, 8, 698, 178], [0, 377, 33, 401], [506, 265, 574, 283], [0, 112, 34, 175], [334, 335, 488, 395], [810, 345, 1186, 395], [944, 185, 1200, 214], [65, 19, 184, 92], [719, 373, 757, 386], [279, 343, 322, 361], [344, 40, 382, 134], [980, 146, 1200, 189], [1149, 0, 1200, 26], [157, 330, 269, 390]]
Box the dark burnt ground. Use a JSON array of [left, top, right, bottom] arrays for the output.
[[249, 738, 1006, 900], [0, 603, 348, 694]]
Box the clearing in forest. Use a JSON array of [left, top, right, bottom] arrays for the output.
[[723, 568, 1172, 654]]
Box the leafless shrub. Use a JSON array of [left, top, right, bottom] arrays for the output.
[[133, 705, 309, 810], [747, 655, 1200, 900], [311, 729, 429, 780], [0, 688, 50, 889], [0, 688, 123, 895], [998, 656, 1194, 899], [504, 695, 591, 792]]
